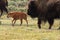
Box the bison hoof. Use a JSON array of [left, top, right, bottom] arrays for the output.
[[20, 24, 22, 26], [39, 27, 41, 29], [12, 24, 14, 26], [57, 27, 60, 30], [49, 28, 51, 29]]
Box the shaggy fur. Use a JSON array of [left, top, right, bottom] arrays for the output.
[[27, 0, 60, 29]]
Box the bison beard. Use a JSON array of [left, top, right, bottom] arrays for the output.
[[0, 0, 8, 17], [27, 0, 60, 29]]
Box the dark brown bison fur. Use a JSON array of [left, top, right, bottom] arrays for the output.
[[7, 12, 28, 26], [0, 0, 8, 17], [27, 0, 60, 29], [27, 1, 39, 18]]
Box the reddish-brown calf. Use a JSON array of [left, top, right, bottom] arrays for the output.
[[7, 12, 28, 26]]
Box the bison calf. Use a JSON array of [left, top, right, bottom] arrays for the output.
[[7, 12, 28, 26]]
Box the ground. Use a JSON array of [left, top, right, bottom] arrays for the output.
[[0, 15, 60, 40]]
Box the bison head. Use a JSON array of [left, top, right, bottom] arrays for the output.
[[27, 0, 49, 18], [27, 1, 39, 18]]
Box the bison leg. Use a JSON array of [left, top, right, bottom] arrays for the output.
[[3, 7, 8, 13], [12, 19, 16, 26], [20, 19, 23, 26], [13, 20, 16, 26], [0, 7, 8, 17], [12, 19, 14, 26], [48, 19, 54, 29], [0, 9, 3, 17], [24, 19, 28, 26], [38, 18, 41, 29]]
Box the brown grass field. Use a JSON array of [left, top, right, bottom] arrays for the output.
[[0, 15, 60, 40]]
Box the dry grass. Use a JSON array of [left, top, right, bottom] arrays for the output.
[[0, 15, 60, 40]]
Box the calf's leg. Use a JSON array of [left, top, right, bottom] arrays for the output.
[[20, 19, 22, 26], [13, 20, 16, 26], [24, 19, 28, 26], [12, 19, 16, 26]]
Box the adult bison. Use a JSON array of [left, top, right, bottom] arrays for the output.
[[27, 0, 60, 29], [0, 0, 8, 17]]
